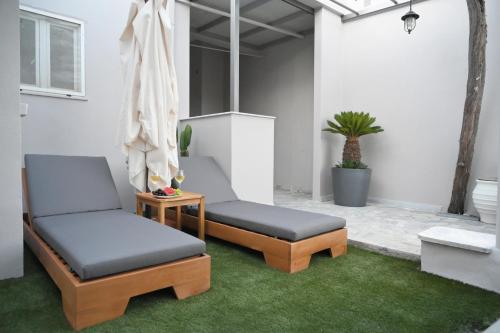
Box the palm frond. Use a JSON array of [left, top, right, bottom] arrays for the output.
[[323, 111, 384, 138]]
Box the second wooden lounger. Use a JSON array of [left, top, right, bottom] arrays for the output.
[[177, 156, 348, 273], [23, 154, 211, 330]]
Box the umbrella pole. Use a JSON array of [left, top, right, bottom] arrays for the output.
[[144, 157, 152, 218]]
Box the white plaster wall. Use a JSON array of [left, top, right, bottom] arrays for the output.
[[181, 113, 275, 205], [240, 35, 314, 193], [200, 49, 229, 115], [190, 48, 230, 117], [231, 114, 274, 204], [313, 8, 343, 201], [340, 0, 499, 212], [19, 0, 192, 212], [20, 0, 135, 211], [180, 114, 232, 178], [190, 48, 202, 117], [485, 0, 500, 246], [0, 0, 24, 280]]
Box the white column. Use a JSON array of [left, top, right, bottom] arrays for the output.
[[230, 0, 240, 112], [312, 8, 343, 201], [0, 0, 23, 279], [174, 2, 190, 119]]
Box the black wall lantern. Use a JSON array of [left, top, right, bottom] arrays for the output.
[[401, 0, 420, 34]]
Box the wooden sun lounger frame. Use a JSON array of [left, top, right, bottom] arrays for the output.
[[166, 210, 347, 273], [22, 170, 211, 331]]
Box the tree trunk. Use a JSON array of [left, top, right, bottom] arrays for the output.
[[448, 0, 487, 214], [343, 137, 361, 163]]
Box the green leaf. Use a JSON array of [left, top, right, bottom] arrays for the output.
[[323, 111, 384, 139], [179, 124, 192, 152]]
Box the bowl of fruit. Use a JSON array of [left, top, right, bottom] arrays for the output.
[[152, 187, 182, 199]]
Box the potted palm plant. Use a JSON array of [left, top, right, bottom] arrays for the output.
[[323, 112, 383, 207]]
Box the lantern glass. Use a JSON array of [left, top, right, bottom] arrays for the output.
[[404, 16, 416, 33]]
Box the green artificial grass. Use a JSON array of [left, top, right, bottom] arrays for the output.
[[1, 240, 500, 333]]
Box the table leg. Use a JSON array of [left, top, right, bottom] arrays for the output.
[[176, 206, 182, 230], [136, 200, 143, 217], [198, 197, 205, 240], [158, 204, 165, 225]]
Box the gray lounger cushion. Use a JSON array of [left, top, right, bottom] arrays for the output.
[[25, 154, 122, 218], [180, 156, 237, 204], [33, 209, 206, 280], [193, 200, 346, 241]]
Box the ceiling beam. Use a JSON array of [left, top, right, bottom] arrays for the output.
[[240, 16, 303, 39], [329, 0, 359, 15], [191, 28, 259, 50], [190, 42, 262, 58], [279, 0, 314, 15], [190, 32, 263, 57], [257, 27, 313, 50], [196, 0, 272, 33], [240, 11, 305, 40], [177, 0, 304, 39]]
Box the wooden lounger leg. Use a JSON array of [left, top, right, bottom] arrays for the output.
[[263, 253, 291, 272], [172, 255, 211, 300], [330, 243, 348, 258], [63, 295, 129, 331], [264, 252, 312, 273], [172, 276, 211, 300], [290, 255, 312, 273]]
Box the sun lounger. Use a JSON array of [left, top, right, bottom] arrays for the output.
[[23, 154, 210, 330], [178, 156, 347, 273]]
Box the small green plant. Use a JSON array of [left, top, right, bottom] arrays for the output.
[[323, 111, 383, 168], [179, 124, 192, 157], [336, 160, 368, 169]]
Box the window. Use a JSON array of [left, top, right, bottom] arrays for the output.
[[20, 6, 85, 97]]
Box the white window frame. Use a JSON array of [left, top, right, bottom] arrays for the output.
[[20, 6, 86, 98]]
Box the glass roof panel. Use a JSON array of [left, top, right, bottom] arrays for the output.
[[330, 0, 396, 16], [341, 0, 393, 11]]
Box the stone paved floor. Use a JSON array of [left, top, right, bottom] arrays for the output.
[[274, 190, 496, 261]]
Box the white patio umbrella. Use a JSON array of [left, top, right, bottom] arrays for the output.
[[117, 0, 179, 192]]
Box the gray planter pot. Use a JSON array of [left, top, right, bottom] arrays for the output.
[[331, 167, 372, 207]]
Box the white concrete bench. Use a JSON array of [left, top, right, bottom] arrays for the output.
[[419, 227, 496, 253], [418, 226, 500, 294]]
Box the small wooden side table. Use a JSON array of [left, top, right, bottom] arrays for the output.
[[136, 192, 205, 240]]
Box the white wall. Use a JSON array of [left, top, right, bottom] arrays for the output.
[[231, 114, 275, 204], [339, 0, 498, 212], [19, 0, 192, 212], [313, 8, 344, 201], [190, 48, 202, 117], [190, 48, 230, 117], [181, 112, 275, 205], [484, 0, 500, 247], [240, 35, 314, 193], [0, 0, 23, 280], [181, 114, 233, 177], [20, 0, 135, 211], [484, 0, 500, 246]]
